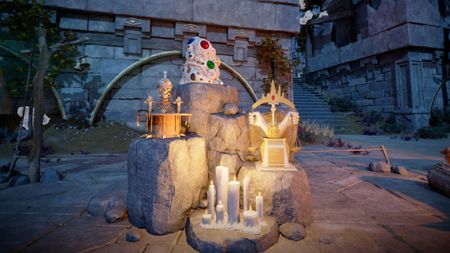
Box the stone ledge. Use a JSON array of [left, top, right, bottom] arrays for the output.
[[186, 210, 279, 253]]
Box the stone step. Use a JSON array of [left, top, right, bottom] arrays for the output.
[[295, 102, 326, 105], [293, 82, 354, 133], [301, 118, 349, 123], [294, 99, 328, 102], [298, 110, 336, 114]]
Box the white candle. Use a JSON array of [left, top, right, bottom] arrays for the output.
[[216, 200, 224, 224], [207, 180, 216, 215], [243, 205, 258, 227], [202, 210, 212, 225], [256, 192, 264, 223], [215, 166, 229, 211], [228, 176, 240, 224], [243, 176, 250, 211]]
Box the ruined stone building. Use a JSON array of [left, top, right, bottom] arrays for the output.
[[305, 0, 450, 130], [34, 0, 300, 126]]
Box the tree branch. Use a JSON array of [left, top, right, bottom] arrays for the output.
[[50, 37, 89, 52]]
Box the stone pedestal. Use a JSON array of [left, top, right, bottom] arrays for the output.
[[237, 163, 313, 226], [185, 210, 279, 253], [175, 83, 248, 176], [207, 113, 249, 177], [174, 83, 239, 138], [127, 135, 208, 235]]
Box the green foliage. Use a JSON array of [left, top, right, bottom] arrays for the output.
[[429, 108, 450, 127], [415, 125, 449, 139], [415, 109, 450, 139], [381, 113, 408, 133], [359, 111, 383, 127], [326, 96, 357, 112], [256, 37, 292, 94], [0, 0, 79, 98]]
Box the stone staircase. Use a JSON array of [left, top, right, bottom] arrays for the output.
[[292, 79, 350, 133]]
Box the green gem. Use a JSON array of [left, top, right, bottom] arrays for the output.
[[207, 60, 215, 69]]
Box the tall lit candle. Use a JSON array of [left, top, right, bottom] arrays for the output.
[[215, 166, 229, 211], [243, 176, 250, 211], [216, 200, 224, 224], [243, 204, 258, 227], [256, 192, 264, 223], [228, 175, 240, 224], [207, 180, 216, 215]]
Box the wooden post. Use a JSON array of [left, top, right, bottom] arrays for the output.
[[380, 145, 391, 169]]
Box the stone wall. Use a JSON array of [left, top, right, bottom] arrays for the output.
[[305, 0, 450, 130], [44, 1, 298, 124]]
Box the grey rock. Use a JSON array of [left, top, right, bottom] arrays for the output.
[[392, 166, 408, 175], [126, 230, 141, 242], [127, 135, 208, 234], [105, 207, 127, 223], [87, 181, 127, 217], [174, 83, 239, 137], [427, 163, 450, 197], [186, 210, 279, 253], [279, 223, 306, 241], [41, 169, 64, 183], [368, 161, 390, 173], [223, 103, 239, 115], [207, 113, 249, 157], [238, 163, 313, 226], [0, 175, 9, 184], [9, 175, 30, 187]]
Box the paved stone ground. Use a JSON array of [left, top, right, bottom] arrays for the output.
[[0, 135, 449, 253]]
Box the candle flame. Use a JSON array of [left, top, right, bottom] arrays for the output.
[[234, 175, 237, 181], [258, 192, 261, 196], [205, 209, 208, 214], [249, 204, 253, 211], [210, 180, 213, 185]]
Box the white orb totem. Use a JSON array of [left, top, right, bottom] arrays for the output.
[[180, 37, 223, 85]]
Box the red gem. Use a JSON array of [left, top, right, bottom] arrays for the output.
[[271, 95, 275, 101], [200, 40, 209, 49]]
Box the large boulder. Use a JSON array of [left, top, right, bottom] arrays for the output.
[[206, 113, 249, 177], [175, 83, 249, 176], [127, 135, 209, 234], [238, 163, 313, 226], [174, 83, 239, 137], [427, 162, 450, 197]]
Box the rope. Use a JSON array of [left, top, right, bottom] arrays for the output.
[[7, 51, 34, 178]]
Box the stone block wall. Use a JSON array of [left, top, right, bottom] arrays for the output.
[[43, 0, 298, 124], [305, 0, 450, 130], [49, 4, 296, 125]]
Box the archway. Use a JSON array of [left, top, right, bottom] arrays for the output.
[[89, 50, 258, 125]]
